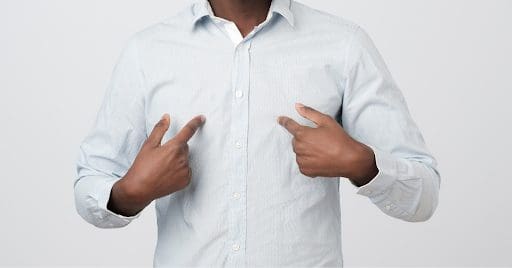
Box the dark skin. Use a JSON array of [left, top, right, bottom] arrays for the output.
[[108, 114, 206, 216], [278, 103, 378, 183], [107, 0, 378, 217], [209, 0, 272, 37]]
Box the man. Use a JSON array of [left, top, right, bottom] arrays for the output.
[[75, 0, 441, 266]]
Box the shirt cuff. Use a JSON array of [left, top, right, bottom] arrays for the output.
[[356, 144, 402, 198], [96, 178, 142, 226]]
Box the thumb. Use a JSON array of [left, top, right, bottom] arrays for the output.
[[146, 114, 170, 147]]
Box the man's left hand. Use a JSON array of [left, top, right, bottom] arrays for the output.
[[278, 103, 379, 186]]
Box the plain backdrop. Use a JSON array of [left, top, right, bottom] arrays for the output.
[[1, 0, 511, 266]]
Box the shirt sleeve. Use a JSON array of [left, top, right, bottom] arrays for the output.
[[74, 36, 148, 228], [340, 26, 441, 222]]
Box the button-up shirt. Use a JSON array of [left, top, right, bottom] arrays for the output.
[[74, 0, 441, 266]]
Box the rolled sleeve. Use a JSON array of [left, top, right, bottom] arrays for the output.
[[74, 35, 148, 228], [96, 178, 142, 225], [340, 26, 441, 222], [356, 144, 398, 198]]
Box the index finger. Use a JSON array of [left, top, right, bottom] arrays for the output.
[[278, 116, 303, 136], [173, 115, 206, 143], [295, 103, 330, 126]]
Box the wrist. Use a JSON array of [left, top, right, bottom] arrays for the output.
[[117, 175, 151, 206], [108, 177, 150, 216], [347, 142, 379, 186]]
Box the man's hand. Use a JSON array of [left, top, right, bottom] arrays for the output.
[[278, 103, 378, 186], [107, 114, 205, 216]]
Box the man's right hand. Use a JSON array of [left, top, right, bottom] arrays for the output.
[[107, 113, 206, 217]]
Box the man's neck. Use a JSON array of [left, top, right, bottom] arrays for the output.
[[208, 0, 272, 37]]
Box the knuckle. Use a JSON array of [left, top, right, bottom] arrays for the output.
[[170, 142, 187, 154], [291, 137, 297, 146], [177, 179, 187, 189], [299, 166, 308, 175], [178, 157, 187, 166], [296, 156, 304, 166], [167, 143, 180, 154], [297, 161, 315, 178], [154, 121, 164, 129], [176, 173, 191, 189], [295, 156, 304, 165], [295, 128, 304, 138], [179, 144, 189, 154], [184, 124, 197, 134], [321, 116, 333, 125], [303, 170, 315, 178], [182, 177, 191, 187], [292, 139, 303, 153]]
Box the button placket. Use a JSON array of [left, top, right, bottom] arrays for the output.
[[226, 40, 252, 266]]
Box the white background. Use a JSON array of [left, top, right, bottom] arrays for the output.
[[1, 0, 511, 266]]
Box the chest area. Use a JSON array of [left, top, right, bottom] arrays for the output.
[[141, 43, 345, 133]]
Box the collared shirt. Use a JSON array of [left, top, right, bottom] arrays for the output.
[[74, 0, 441, 266]]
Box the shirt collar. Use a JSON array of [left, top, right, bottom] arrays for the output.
[[190, 0, 295, 30]]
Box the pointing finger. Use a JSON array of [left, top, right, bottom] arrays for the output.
[[295, 103, 329, 126], [173, 115, 206, 143], [147, 114, 170, 147], [278, 116, 303, 136]]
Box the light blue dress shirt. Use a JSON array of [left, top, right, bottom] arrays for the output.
[[74, 0, 441, 266]]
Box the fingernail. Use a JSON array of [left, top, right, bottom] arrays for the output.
[[200, 115, 206, 122], [295, 103, 305, 108]]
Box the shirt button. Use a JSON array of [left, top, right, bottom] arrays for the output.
[[235, 141, 242, 149], [233, 192, 241, 199], [235, 90, 244, 99], [232, 243, 240, 251], [385, 204, 392, 210]]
